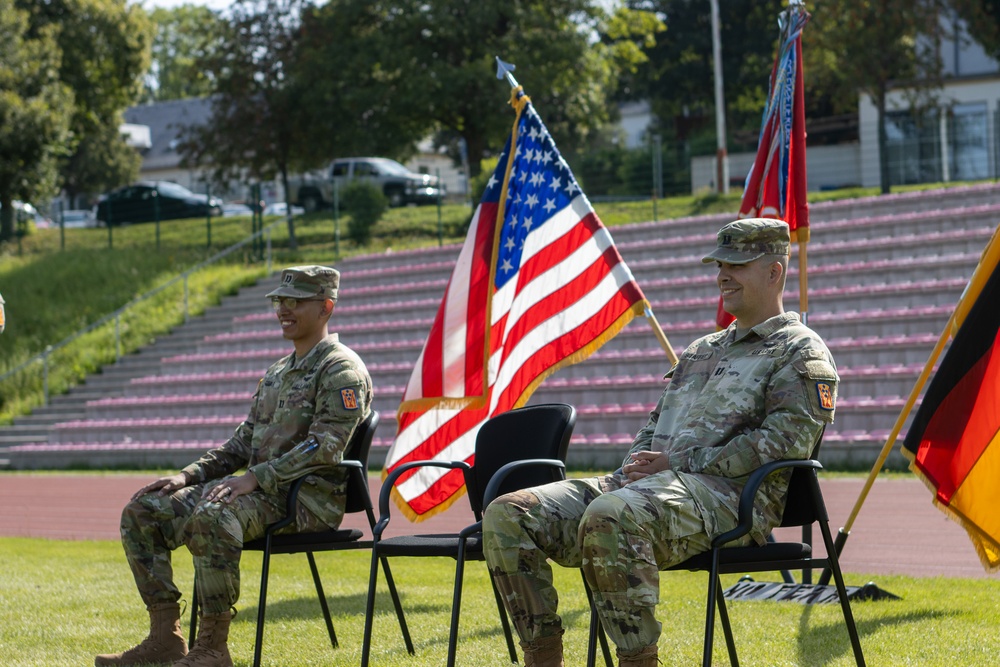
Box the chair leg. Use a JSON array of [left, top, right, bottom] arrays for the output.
[[488, 573, 519, 664], [379, 555, 414, 654], [189, 577, 200, 642], [446, 545, 467, 667], [715, 579, 739, 667], [702, 552, 721, 667], [823, 545, 866, 665], [306, 552, 338, 650], [362, 550, 415, 667], [360, 549, 380, 667], [583, 574, 614, 667], [253, 541, 273, 667]]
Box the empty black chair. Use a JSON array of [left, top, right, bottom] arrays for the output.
[[190, 410, 413, 666], [587, 454, 866, 667], [361, 403, 577, 667]]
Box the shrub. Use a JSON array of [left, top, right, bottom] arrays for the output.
[[341, 182, 387, 245]]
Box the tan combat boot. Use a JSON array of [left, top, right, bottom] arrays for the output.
[[617, 643, 659, 667], [95, 602, 188, 666], [521, 630, 565, 667], [173, 610, 233, 667]]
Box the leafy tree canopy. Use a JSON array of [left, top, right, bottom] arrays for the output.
[[0, 0, 73, 241], [146, 4, 227, 102], [17, 0, 152, 202]]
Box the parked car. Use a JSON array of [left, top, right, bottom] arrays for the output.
[[288, 157, 445, 210], [221, 203, 254, 218], [95, 181, 223, 225], [262, 202, 304, 217], [2, 200, 51, 228], [60, 209, 98, 228]]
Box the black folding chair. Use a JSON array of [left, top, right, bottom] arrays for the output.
[[190, 410, 413, 667], [587, 455, 866, 667], [360, 403, 577, 667]]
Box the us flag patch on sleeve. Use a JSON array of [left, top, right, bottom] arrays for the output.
[[816, 382, 835, 411], [341, 388, 358, 410]]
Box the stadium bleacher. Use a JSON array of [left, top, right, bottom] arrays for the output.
[[2, 182, 998, 470]]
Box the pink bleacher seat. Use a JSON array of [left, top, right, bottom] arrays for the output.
[[233, 300, 442, 326], [87, 392, 250, 408], [570, 433, 635, 447], [129, 370, 263, 387], [204, 318, 436, 344], [8, 441, 219, 452]]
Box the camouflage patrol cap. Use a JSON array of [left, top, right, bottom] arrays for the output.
[[701, 218, 790, 265], [266, 265, 340, 301]]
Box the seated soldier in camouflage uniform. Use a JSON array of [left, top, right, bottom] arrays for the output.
[[483, 219, 839, 667], [96, 265, 373, 667]]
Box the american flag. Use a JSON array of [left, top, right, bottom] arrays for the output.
[[384, 94, 648, 519]]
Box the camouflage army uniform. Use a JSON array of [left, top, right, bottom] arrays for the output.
[[483, 312, 838, 652], [121, 333, 372, 615]]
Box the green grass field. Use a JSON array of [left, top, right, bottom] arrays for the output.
[[1, 537, 998, 666]]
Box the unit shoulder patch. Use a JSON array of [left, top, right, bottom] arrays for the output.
[[816, 382, 835, 411], [340, 388, 359, 410]]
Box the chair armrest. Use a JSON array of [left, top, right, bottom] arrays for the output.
[[482, 458, 567, 507], [374, 459, 472, 538], [265, 459, 366, 536], [710, 458, 823, 548]]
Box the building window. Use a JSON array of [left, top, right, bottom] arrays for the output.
[[885, 108, 942, 186], [948, 102, 990, 181]]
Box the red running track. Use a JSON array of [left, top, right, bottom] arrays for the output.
[[0, 473, 991, 579]]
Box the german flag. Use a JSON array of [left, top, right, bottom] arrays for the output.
[[903, 226, 1000, 572]]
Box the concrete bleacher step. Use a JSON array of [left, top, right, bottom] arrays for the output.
[[597, 183, 1000, 246], [4, 185, 995, 469]]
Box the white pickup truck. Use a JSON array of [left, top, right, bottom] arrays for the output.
[[288, 157, 445, 211]]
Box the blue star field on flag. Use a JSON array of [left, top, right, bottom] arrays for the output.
[[482, 105, 583, 290]]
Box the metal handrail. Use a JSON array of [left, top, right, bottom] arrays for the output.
[[0, 221, 279, 403]]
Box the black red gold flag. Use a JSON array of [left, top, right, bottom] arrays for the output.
[[903, 230, 1000, 572]]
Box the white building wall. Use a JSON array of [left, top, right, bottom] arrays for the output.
[[858, 76, 1000, 188], [690, 144, 863, 194], [619, 101, 653, 149]]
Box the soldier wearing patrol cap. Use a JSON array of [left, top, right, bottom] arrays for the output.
[[483, 219, 838, 667], [97, 265, 373, 667]]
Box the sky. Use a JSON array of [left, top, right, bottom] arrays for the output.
[[139, 0, 234, 11]]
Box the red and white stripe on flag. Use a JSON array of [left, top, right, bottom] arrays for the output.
[[384, 93, 648, 520]]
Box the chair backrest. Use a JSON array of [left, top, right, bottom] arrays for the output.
[[465, 403, 576, 514], [777, 429, 825, 528], [776, 466, 822, 528], [343, 410, 380, 514]]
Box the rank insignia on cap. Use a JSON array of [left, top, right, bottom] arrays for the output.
[[816, 382, 835, 411], [341, 388, 358, 410]]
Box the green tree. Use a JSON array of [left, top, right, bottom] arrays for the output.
[[618, 0, 790, 148], [288, 0, 432, 167], [952, 1, 1000, 61], [807, 0, 953, 193], [146, 4, 227, 101], [19, 0, 152, 206], [0, 1, 73, 242], [183, 0, 312, 250], [303, 0, 662, 178]]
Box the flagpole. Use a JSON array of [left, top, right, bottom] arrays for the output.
[[815, 320, 950, 585], [818, 223, 1000, 584], [798, 240, 809, 326], [644, 306, 679, 366]]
